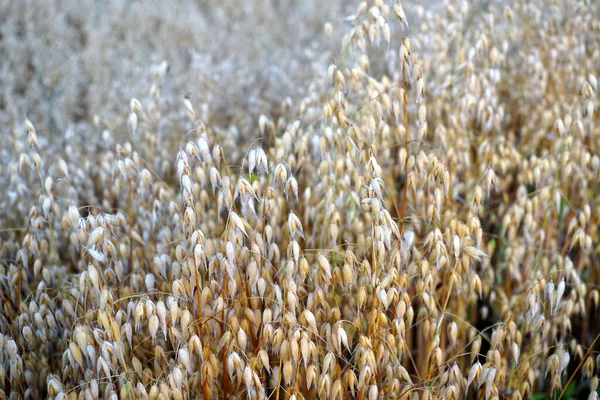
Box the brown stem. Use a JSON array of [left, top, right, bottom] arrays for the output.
[[558, 330, 600, 399], [221, 272, 229, 398]]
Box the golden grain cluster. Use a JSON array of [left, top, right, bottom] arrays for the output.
[[1, 0, 600, 399]]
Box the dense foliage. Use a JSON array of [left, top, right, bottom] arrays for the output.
[[1, 1, 600, 399]]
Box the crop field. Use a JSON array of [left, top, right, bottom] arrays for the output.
[[1, 0, 600, 399]]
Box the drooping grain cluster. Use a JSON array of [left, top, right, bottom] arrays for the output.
[[1, 1, 600, 399]]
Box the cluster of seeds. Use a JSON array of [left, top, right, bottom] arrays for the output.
[[1, 0, 600, 399]]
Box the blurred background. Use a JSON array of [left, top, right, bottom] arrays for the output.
[[0, 0, 356, 137]]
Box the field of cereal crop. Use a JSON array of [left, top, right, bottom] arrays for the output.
[[1, 1, 600, 399]]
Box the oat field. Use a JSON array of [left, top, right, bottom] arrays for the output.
[[1, 0, 600, 399]]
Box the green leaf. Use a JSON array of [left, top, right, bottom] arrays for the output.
[[249, 173, 259, 185]]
